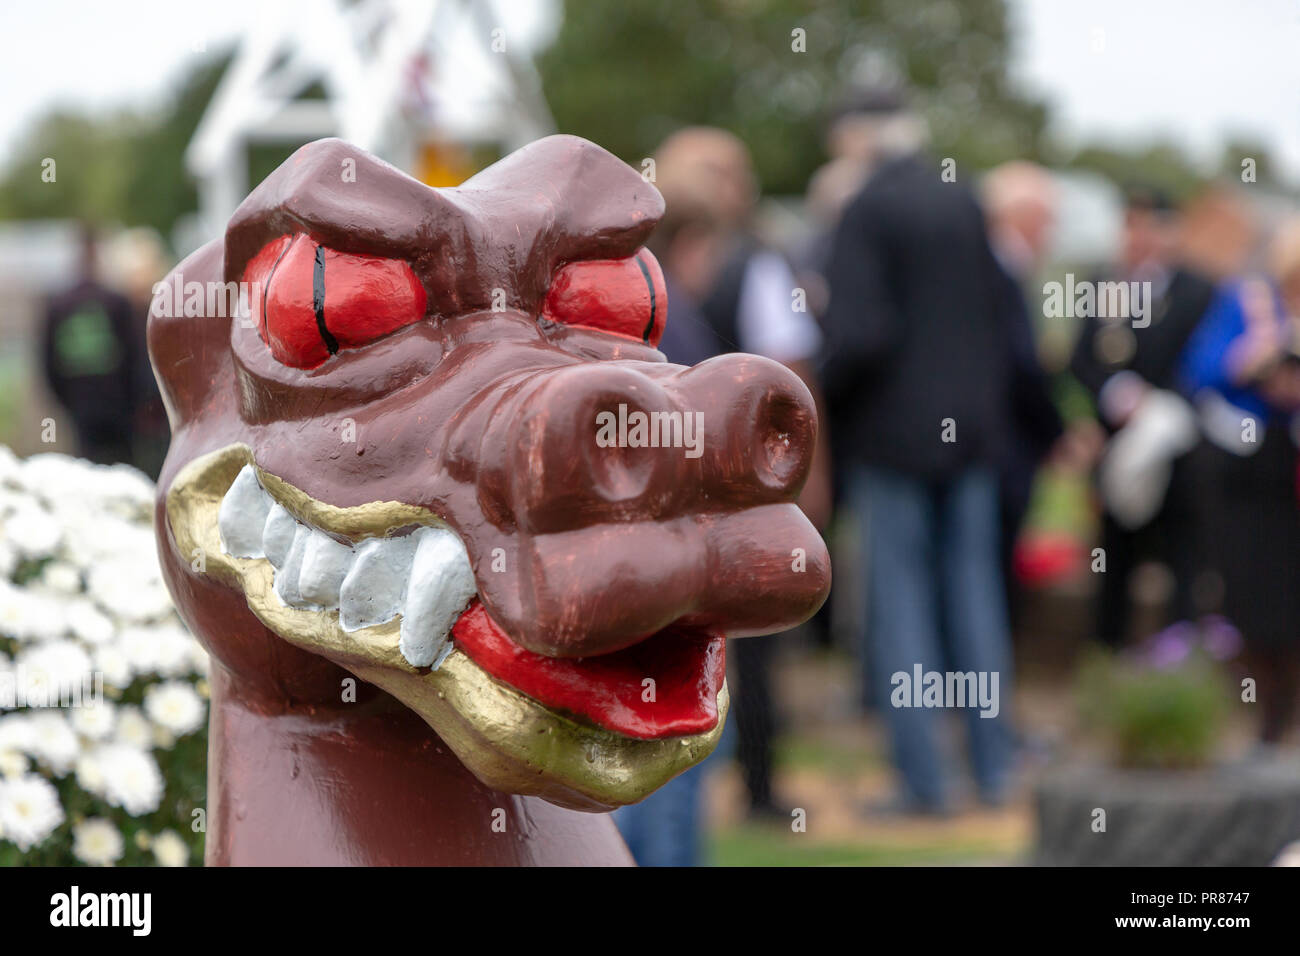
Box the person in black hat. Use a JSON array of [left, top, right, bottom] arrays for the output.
[[1069, 187, 1217, 647], [821, 88, 1017, 814]]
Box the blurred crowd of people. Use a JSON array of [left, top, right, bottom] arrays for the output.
[[36, 90, 1300, 866], [617, 87, 1300, 863]]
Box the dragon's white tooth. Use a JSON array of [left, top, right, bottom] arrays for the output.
[[219, 465, 271, 558], [399, 526, 477, 669], [339, 534, 418, 631], [262, 504, 297, 569], [273, 525, 311, 607], [298, 529, 354, 607]]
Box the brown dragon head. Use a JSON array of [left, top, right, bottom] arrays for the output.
[[149, 135, 830, 811]]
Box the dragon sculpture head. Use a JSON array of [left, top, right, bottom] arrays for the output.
[[150, 135, 830, 824]]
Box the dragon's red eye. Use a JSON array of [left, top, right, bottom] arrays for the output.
[[242, 235, 427, 369], [540, 248, 666, 346]]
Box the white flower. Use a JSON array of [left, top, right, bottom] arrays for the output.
[[117, 626, 165, 677], [0, 748, 27, 779], [151, 626, 197, 678], [92, 643, 132, 690], [95, 744, 163, 816], [70, 698, 116, 741], [38, 561, 83, 595], [113, 706, 153, 750], [17, 640, 93, 703], [89, 563, 172, 624], [0, 584, 66, 643], [0, 774, 64, 850], [0, 714, 32, 752], [65, 601, 114, 645], [25, 712, 79, 774], [151, 828, 189, 867], [74, 752, 107, 798], [98, 464, 155, 511], [144, 682, 205, 736], [72, 817, 124, 866], [3, 503, 63, 559]]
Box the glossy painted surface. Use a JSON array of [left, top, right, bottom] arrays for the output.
[[148, 135, 830, 865], [452, 601, 725, 739], [541, 248, 667, 345], [245, 233, 427, 368]]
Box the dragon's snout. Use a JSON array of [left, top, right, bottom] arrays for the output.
[[456, 351, 828, 660], [475, 352, 817, 533]]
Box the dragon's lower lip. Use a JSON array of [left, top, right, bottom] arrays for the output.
[[454, 601, 725, 739]]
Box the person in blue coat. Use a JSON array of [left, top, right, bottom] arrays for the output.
[[1179, 222, 1300, 748]]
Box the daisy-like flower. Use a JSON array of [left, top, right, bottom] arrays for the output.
[[17, 640, 93, 705], [74, 752, 107, 798], [65, 601, 114, 646], [70, 698, 117, 741], [25, 711, 79, 774], [151, 626, 198, 678], [89, 563, 172, 624], [144, 682, 206, 736], [72, 817, 124, 866], [151, 828, 189, 867], [38, 561, 83, 596], [0, 748, 27, 779], [0, 774, 64, 851], [117, 626, 165, 678], [95, 744, 164, 816], [113, 706, 154, 751], [0, 588, 66, 644], [0, 714, 32, 752], [92, 643, 132, 691], [3, 503, 63, 559]]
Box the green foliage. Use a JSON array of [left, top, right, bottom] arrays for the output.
[[538, 0, 1050, 194], [1077, 647, 1229, 770], [0, 53, 230, 238]]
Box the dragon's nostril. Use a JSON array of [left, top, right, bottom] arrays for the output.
[[753, 391, 807, 493], [678, 353, 816, 508], [587, 402, 658, 503]]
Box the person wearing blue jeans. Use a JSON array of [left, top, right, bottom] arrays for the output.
[[851, 465, 1015, 812]]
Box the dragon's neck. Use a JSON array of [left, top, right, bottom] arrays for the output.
[[203, 666, 633, 865]]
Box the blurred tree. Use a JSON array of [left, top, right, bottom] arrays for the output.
[[537, 0, 1050, 194], [1057, 141, 1207, 202], [0, 53, 229, 241]]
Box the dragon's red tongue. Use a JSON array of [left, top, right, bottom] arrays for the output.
[[451, 601, 725, 739]]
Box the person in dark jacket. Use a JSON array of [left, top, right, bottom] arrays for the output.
[[1069, 188, 1217, 646], [41, 225, 140, 464], [821, 97, 1015, 814]]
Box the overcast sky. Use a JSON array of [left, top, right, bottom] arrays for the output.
[[0, 0, 1297, 180], [1010, 0, 1300, 180]]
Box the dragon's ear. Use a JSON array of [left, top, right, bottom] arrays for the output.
[[147, 238, 231, 429]]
